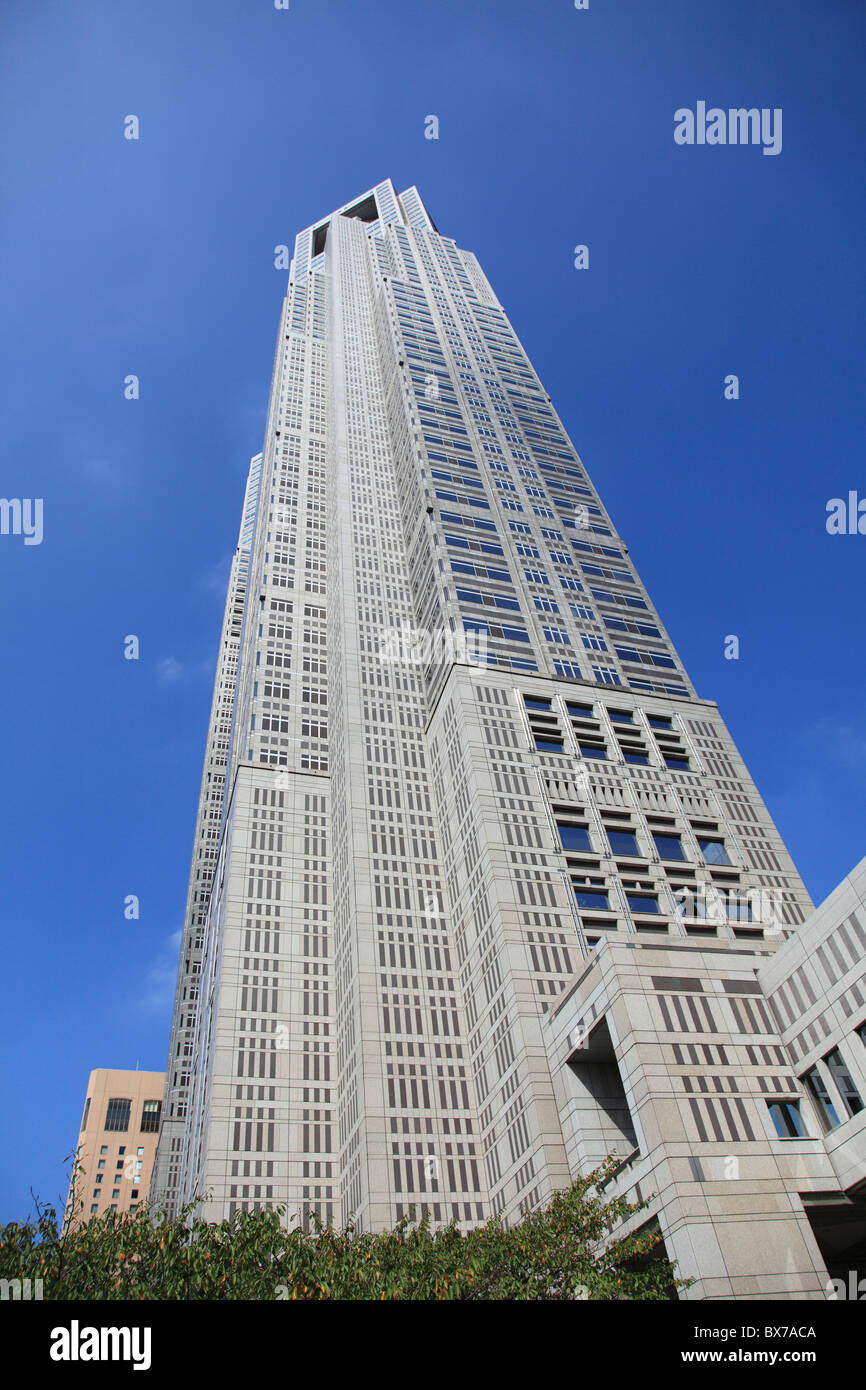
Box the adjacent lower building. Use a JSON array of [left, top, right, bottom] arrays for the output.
[[149, 179, 864, 1298], [65, 1069, 164, 1227], [545, 858, 866, 1298]]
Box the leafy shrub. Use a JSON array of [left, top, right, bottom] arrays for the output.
[[0, 1158, 684, 1300]]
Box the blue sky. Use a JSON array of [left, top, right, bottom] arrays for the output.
[[0, 0, 863, 1222]]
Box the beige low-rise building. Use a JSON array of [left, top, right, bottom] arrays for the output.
[[65, 1069, 164, 1227]]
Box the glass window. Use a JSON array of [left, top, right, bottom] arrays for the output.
[[92, 1189, 100, 1199], [81, 1098, 90, 1132], [624, 752, 649, 765], [97, 1160, 105, 1170], [698, 838, 730, 865], [90, 1204, 99, 1215], [607, 829, 640, 857], [579, 744, 607, 759], [664, 755, 690, 771], [523, 696, 550, 710], [653, 833, 685, 861], [648, 715, 672, 729], [100, 1146, 108, 1155], [802, 1067, 841, 1134], [627, 894, 660, 914], [95, 1175, 102, 1185], [137, 1147, 145, 1157], [574, 888, 610, 911], [111, 1189, 120, 1199], [824, 1049, 864, 1117], [558, 823, 592, 853], [608, 710, 632, 723], [767, 1100, 805, 1138], [674, 886, 708, 919], [140, 1100, 162, 1133], [104, 1098, 131, 1133], [566, 702, 593, 716], [725, 896, 753, 922], [535, 737, 564, 753]]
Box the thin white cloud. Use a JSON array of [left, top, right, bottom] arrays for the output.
[[798, 716, 866, 769], [195, 553, 233, 598], [136, 930, 183, 1015], [157, 656, 184, 683]]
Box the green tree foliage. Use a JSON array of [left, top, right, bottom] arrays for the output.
[[0, 1158, 685, 1300]]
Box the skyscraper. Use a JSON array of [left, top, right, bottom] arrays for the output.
[[151, 181, 861, 1297]]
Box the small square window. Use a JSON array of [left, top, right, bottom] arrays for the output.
[[118, 1147, 126, 1156], [92, 1189, 100, 1199], [95, 1175, 102, 1185], [131, 1189, 139, 1199], [653, 833, 685, 861], [767, 1100, 805, 1138], [627, 893, 660, 914], [579, 743, 607, 760], [725, 897, 753, 922], [100, 1146, 107, 1155], [97, 1160, 105, 1170], [558, 823, 592, 853], [574, 888, 611, 911], [112, 1189, 120, 1199], [607, 829, 640, 857], [137, 1147, 145, 1157], [90, 1204, 99, 1214], [698, 838, 730, 866]]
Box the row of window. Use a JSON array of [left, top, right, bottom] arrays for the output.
[[770, 1031, 866, 1137], [558, 820, 729, 866], [572, 883, 744, 919], [524, 694, 672, 729], [103, 1098, 161, 1133]]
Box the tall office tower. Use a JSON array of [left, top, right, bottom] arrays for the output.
[[65, 1069, 164, 1228], [150, 457, 261, 1214], [153, 181, 839, 1294]]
